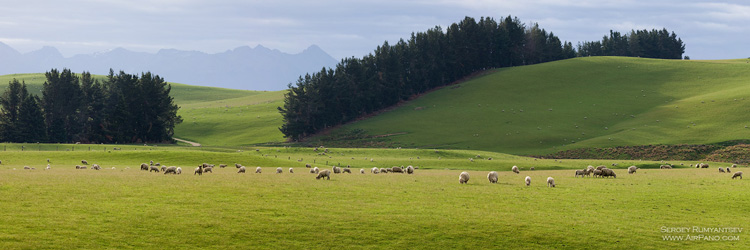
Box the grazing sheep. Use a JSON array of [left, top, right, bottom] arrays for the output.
[[140, 163, 149, 171], [380, 168, 388, 174], [219, 164, 227, 168], [149, 165, 160, 172], [92, 164, 101, 170], [160, 166, 167, 172], [732, 164, 737, 168], [731, 171, 743, 179], [459, 172, 470, 184], [343, 168, 352, 174], [701, 163, 709, 168], [602, 168, 616, 178], [392, 166, 404, 173], [164, 166, 177, 174], [487, 171, 498, 183], [45, 164, 51, 170], [276, 167, 283, 174], [547, 177, 556, 187], [81, 160, 88, 165], [155, 163, 161, 166], [596, 165, 606, 170], [660, 165, 672, 169], [111, 167, 116, 170], [726, 167, 731, 173], [587, 165, 595, 172], [289, 168, 294, 173], [719, 167, 726, 173], [194, 165, 204, 175], [255, 167, 262, 173], [235, 163, 242, 168], [371, 167, 379, 174], [79, 166, 87, 169], [237, 166, 246, 173], [316, 169, 331, 180], [530, 167, 535, 170], [332, 166, 341, 174], [360, 169, 365, 174], [628, 166, 638, 174], [525, 176, 531, 186], [593, 169, 603, 178], [611, 163, 618, 166], [176, 167, 182, 174], [575, 169, 585, 178], [311, 167, 320, 174], [23, 166, 30, 170], [406, 165, 414, 174], [306, 164, 312, 168], [512, 166, 519, 174]]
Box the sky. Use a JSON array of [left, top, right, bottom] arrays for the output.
[[1, 0, 748, 60]]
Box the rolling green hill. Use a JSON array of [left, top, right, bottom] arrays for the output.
[[311, 57, 750, 155], [0, 73, 286, 146]]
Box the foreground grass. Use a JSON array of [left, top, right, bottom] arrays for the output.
[[0, 147, 747, 249], [1, 166, 747, 249]]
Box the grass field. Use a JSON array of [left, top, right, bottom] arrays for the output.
[[1, 148, 747, 249], [312, 57, 750, 155]]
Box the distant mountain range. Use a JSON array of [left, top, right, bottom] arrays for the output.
[[0, 42, 338, 91]]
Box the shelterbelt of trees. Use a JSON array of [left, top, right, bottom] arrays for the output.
[[278, 16, 685, 141], [0, 69, 181, 144]]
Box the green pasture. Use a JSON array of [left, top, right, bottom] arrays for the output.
[[0, 148, 746, 249], [313, 57, 750, 154]]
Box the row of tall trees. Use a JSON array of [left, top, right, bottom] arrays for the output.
[[577, 29, 685, 59], [0, 69, 182, 143], [278, 16, 577, 140]]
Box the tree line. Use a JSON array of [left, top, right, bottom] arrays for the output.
[[0, 69, 182, 144], [577, 29, 685, 59], [278, 16, 686, 141]]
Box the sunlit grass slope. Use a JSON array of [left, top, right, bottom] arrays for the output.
[[316, 57, 750, 154]]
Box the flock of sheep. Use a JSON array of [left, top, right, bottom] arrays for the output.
[[458, 162, 745, 187], [10, 156, 745, 182]]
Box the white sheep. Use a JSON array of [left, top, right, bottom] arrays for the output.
[[360, 169, 365, 174], [332, 166, 341, 174], [459, 172, 470, 184], [732, 171, 743, 179], [238, 166, 246, 173], [316, 169, 331, 180], [575, 169, 584, 177], [289, 168, 294, 173], [719, 167, 726, 173], [46, 164, 51, 170], [660, 165, 672, 169], [371, 167, 379, 174], [525, 176, 531, 186], [726, 167, 731, 173], [487, 171, 498, 183], [628, 166, 638, 174], [732, 164, 737, 168], [176, 167, 182, 174], [342, 168, 352, 174], [194, 165, 204, 175], [312, 167, 320, 174], [163, 166, 178, 174], [547, 177, 556, 187], [512, 166, 519, 174], [276, 167, 283, 174], [406, 165, 414, 174], [256, 167, 262, 173], [81, 160, 88, 165]]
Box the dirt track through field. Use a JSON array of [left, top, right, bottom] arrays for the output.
[[173, 138, 201, 147]]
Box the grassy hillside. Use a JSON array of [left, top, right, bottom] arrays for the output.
[[0, 73, 286, 146], [312, 57, 750, 155]]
